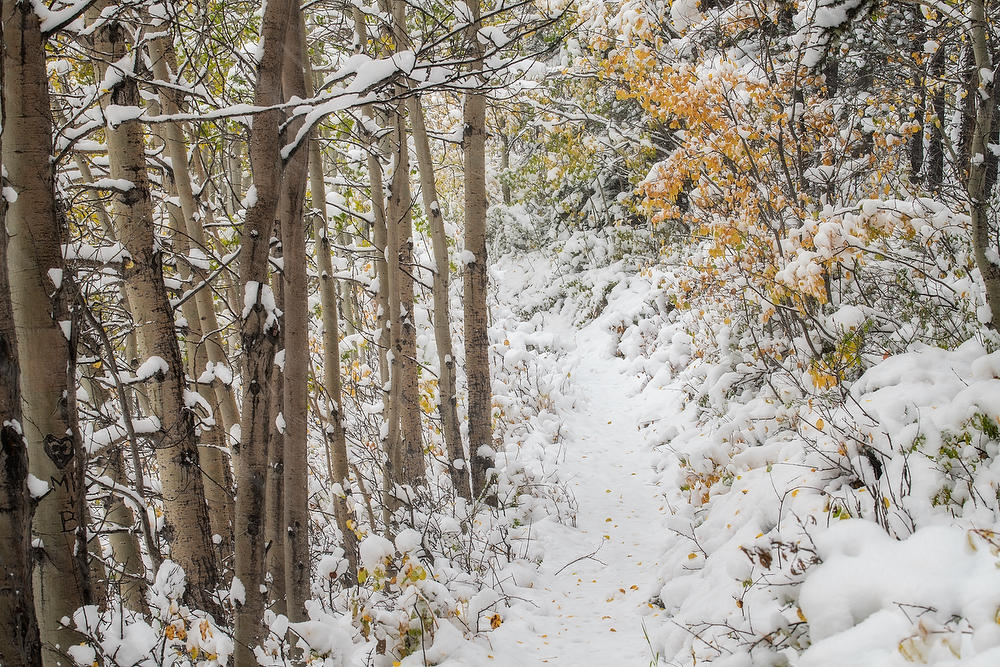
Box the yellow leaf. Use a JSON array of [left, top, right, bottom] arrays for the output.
[[815, 418, 824, 430], [687, 553, 697, 560], [490, 614, 502, 629]]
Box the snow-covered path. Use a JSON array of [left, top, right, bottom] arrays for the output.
[[486, 321, 671, 665]]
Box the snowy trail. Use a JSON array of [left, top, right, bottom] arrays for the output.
[[486, 321, 671, 666]]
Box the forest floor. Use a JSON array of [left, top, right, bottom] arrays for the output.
[[459, 312, 676, 666]]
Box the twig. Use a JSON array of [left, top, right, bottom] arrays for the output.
[[553, 542, 607, 575]]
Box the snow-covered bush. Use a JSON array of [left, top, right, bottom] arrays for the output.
[[69, 561, 233, 667]]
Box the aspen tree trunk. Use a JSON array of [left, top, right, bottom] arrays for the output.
[[303, 18, 360, 578], [338, 259, 358, 343], [0, 105, 43, 666], [93, 14, 221, 617], [234, 0, 293, 658], [264, 265, 285, 616], [462, 0, 496, 502], [386, 0, 424, 491], [351, 8, 395, 525], [407, 99, 472, 499], [968, 0, 1000, 330], [147, 38, 241, 435], [280, 10, 312, 622], [351, 9, 390, 391], [188, 159, 244, 504], [959, 45, 978, 172], [150, 122, 234, 560], [3, 1, 92, 660], [194, 350, 235, 561], [147, 39, 240, 543], [228, 150, 243, 219]]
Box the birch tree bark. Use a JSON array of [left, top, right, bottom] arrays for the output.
[[3, 0, 92, 659]]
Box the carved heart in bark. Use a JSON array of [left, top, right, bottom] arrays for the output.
[[43, 434, 75, 469]]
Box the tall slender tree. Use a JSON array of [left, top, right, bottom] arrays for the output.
[[967, 0, 1000, 330], [233, 0, 295, 657], [146, 36, 238, 556], [92, 6, 221, 616], [407, 98, 471, 499], [3, 0, 92, 660], [462, 0, 496, 502], [351, 7, 394, 527], [0, 51, 43, 662], [386, 0, 424, 493], [264, 257, 286, 615], [303, 15, 360, 577], [280, 9, 313, 623]]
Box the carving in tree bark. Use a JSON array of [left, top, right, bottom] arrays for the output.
[[3, 1, 92, 660]]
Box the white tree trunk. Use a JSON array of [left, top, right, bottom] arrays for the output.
[[3, 2, 92, 660]]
